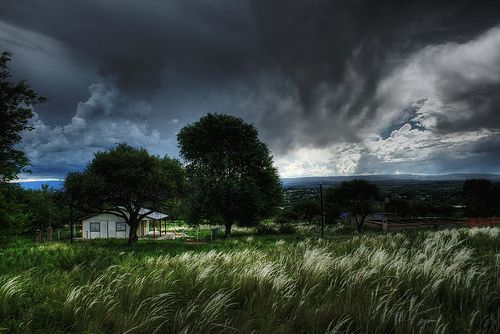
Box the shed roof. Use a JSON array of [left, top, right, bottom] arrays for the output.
[[139, 208, 168, 220]]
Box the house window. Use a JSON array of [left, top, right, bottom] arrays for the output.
[[90, 222, 100, 232], [116, 222, 126, 232]]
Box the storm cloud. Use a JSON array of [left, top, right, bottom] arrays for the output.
[[1, 0, 499, 178]]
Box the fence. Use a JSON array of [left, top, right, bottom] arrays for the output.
[[365, 219, 465, 232], [35, 225, 82, 242], [466, 217, 500, 227]]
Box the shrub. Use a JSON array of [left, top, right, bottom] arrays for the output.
[[278, 223, 296, 234], [256, 224, 277, 235]]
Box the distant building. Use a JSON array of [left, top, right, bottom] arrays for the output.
[[79, 208, 168, 240]]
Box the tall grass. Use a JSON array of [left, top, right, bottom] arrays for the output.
[[0, 227, 499, 333]]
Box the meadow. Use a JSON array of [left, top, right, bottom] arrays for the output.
[[0, 226, 499, 333]]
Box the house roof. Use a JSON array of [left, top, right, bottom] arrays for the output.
[[79, 208, 168, 221], [139, 208, 168, 220]]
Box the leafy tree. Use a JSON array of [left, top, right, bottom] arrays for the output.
[[463, 179, 500, 217], [65, 144, 185, 245], [0, 51, 45, 182], [0, 183, 64, 235], [327, 179, 379, 233], [324, 190, 341, 224], [292, 199, 321, 223], [275, 207, 301, 225], [0, 184, 19, 233], [177, 113, 283, 236]]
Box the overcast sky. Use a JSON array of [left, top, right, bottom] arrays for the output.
[[1, 0, 500, 180]]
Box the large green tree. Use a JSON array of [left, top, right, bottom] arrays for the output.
[[0, 51, 45, 182], [177, 113, 283, 236], [326, 179, 379, 233], [65, 144, 185, 245], [463, 179, 500, 217]]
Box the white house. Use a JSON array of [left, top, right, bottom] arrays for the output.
[[80, 208, 168, 240]]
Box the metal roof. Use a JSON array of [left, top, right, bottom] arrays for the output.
[[139, 208, 168, 220]]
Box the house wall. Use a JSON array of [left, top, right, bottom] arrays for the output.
[[82, 213, 147, 240]]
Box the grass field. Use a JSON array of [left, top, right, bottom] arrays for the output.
[[0, 226, 499, 333]]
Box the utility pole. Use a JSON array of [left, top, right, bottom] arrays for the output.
[[320, 182, 325, 238], [70, 194, 74, 243]]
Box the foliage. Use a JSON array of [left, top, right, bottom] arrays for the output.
[[177, 113, 283, 236], [326, 179, 379, 232], [289, 181, 468, 220], [324, 199, 340, 224], [65, 143, 185, 245], [0, 183, 72, 236], [292, 199, 321, 223], [385, 199, 411, 217], [255, 223, 278, 235], [0, 51, 45, 182], [277, 223, 296, 234], [275, 207, 301, 225], [0, 228, 499, 333], [463, 179, 500, 217]]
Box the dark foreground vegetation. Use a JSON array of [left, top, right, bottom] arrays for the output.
[[1, 226, 499, 333]]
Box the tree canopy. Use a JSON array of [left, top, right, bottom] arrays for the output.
[[463, 179, 500, 218], [292, 199, 321, 224], [65, 144, 185, 245], [0, 51, 45, 182], [177, 113, 283, 236], [326, 179, 379, 233]]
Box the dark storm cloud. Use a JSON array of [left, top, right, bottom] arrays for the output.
[[249, 0, 500, 148], [1, 0, 500, 177], [0, 0, 260, 95]]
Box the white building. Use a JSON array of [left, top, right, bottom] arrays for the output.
[[80, 208, 168, 240]]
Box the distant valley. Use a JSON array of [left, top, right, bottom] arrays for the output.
[[281, 173, 500, 188]]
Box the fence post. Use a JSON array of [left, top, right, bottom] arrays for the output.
[[36, 228, 42, 242], [211, 228, 217, 241], [47, 226, 53, 242], [382, 219, 388, 233]]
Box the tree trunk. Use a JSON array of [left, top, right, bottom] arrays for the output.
[[354, 214, 363, 233], [357, 215, 366, 233], [128, 218, 139, 246], [224, 222, 232, 237]]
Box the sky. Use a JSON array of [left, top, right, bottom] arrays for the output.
[[1, 0, 500, 180]]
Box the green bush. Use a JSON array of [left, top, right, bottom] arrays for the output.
[[277, 223, 296, 234], [256, 224, 277, 235]]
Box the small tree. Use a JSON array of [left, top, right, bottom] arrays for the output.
[[327, 179, 379, 233], [0, 51, 45, 182], [292, 199, 321, 223], [324, 191, 341, 224], [177, 113, 283, 236], [276, 207, 301, 225], [65, 144, 185, 245], [463, 179, 500, 218]]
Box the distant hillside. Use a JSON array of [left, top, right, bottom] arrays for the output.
[[14, 173, 500, 190], [281, 173, 500, 188]]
